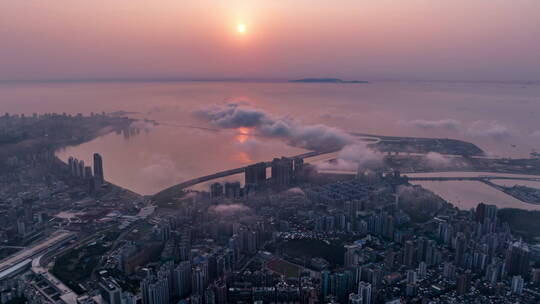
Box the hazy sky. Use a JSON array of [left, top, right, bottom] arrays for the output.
[[1, 0, 540, 81]]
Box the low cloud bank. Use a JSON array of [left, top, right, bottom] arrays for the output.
[[316, 143, 383, 172], [140, 154, 188, 189], [404, 118, 513, 141], [130, 120, 155, 132], [286, 187, 305, 196], [194, 103, 354, 151], [209, 203, 251, 214], [407, 119, 461, 131], [424, 152, 451, 168], [467, 120, 512, 141]]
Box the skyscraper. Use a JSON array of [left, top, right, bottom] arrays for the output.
[[214, 280, 227, 304], [174, 261, 192, 298], [224, 182, 241, 199], [404, 240, 416, 268], [192, 267, 206, 296], [406, 270, 417, 284], [78, 160, 85, 179], [210, 183, 224, 198], [418, 262, 427, 279], [457, 271, 471, 295], [141, 274, 170, 304], [475, 203, 486, 222], [94, 153, 104, 184], [511, 275, 524, 295], [506, 241, 531, 278], [454, 234, 467, 267], [99, 278, 122, 304], [84, 166, 93, 180], [73, 158, 80, 177], [271, 157, 293, 188], [245, 162, 267, 186], [357, 282, 371, 304], [68, 157, 75, 176]]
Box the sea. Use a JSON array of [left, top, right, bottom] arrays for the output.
[[1, 80, 539, 210]]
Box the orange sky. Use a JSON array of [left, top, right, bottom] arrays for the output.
[[1, 0, 540, 81]]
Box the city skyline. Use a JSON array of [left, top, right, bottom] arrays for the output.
[[1, 2, 540, 304]]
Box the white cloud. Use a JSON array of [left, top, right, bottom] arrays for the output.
[[424, 152, 451, 168], [467, 120, 512, 141], [209, 203, 251, 214], [316, 143, 382, 171], [194, 103, 354, 151], [406, 119, 462, 131]]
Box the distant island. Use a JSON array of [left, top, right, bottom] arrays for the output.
[[290, 78, 369, 84]]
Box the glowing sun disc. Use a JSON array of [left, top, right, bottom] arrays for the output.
[[237, 24, 246, 34]]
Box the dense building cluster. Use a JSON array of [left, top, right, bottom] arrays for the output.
[[2, 115, 540, 304]]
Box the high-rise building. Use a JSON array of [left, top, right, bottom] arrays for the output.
[[94, 153, 104, 184], [357, 282, 371, 304], [120, 292, 136, 304], [418, 262, 427, 279], [485, 204, 498, 222], [404, 240, 416, 268], [405, 283, 417, 297], [68, 157, 75, 176], [192, 267, 206, 295], [84, 166, 93, 180], [204, 288, 216, 304], [511, 275, 524, 295], [224, 182, 241, 199], [454, 234, 467, 266], [475, 203, 486, 222], [321, 270, 331, 300], [210, 183, 224, 198], [78, 160, 85, 179], [344, 244, 361, 268], [73, 159, 80, 177], [382, 215, 395, 240], [443, 262, 456, 280], [406, 270, 417, 284], [140, 274, 170, 304], [506, 241, 531, 278], [214, 280, 227, 304], [271, 157, 293, 187], [99, 278, 122, 304], [532, 268, 540, 287], [293, 157, 304, 173], [174, 261, 192, 298], [245, 162, 267, 185], [457, 271, 471, 295]]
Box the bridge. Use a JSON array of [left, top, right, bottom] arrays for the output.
[[152, 149, 338, 201], [408, 176, 540, 182]]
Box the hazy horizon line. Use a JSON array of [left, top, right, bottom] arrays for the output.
[[1, 76, 539, 85]]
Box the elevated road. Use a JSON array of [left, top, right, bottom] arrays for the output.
[[408, 176, 540, 182], [152, 149, 337, 200], [0, 231, 75, 275]]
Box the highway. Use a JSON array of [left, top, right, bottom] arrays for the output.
[[0, 231, 75, 273], [408, 176, 540, 182]]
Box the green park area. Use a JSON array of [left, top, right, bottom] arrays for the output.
[[51, 229, 120, 294]]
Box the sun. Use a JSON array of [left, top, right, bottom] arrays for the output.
[[237, 24, 246, 34]]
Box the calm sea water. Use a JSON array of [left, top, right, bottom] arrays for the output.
[[1, 80, 539, 196], [408, 172, 540, 211]]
